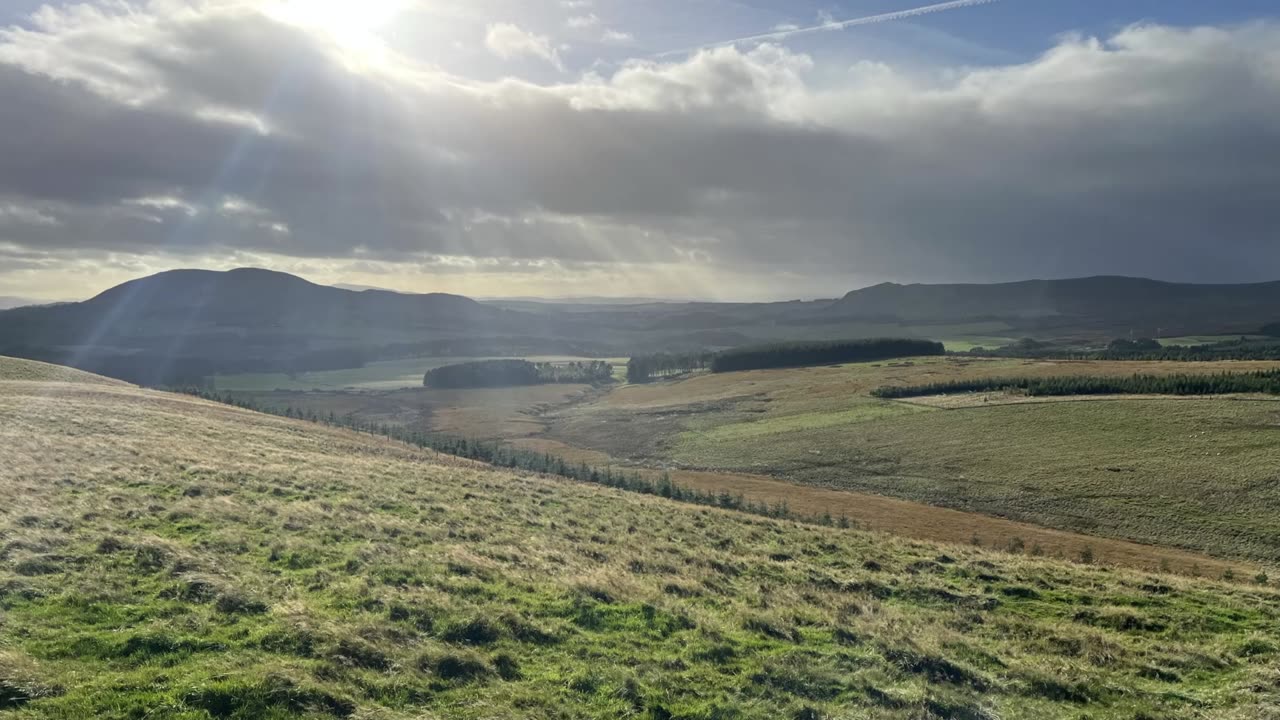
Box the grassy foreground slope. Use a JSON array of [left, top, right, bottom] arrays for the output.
[[0, 356, 130, 386], [3, 362, 1280, 718]]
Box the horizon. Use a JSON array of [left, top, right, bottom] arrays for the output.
[[14, 265, 1280, 308], [2, 1, 1279, 300]]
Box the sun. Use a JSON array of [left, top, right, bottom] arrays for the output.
[[268, 0, 409, 56]]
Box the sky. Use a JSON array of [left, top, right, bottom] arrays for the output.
[[0, 0, 1278, 302]]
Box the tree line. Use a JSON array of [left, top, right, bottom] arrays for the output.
[[710, 338, 945, 374], [1095, 338, 1280, 362], [625, 351, 715, 383], [625, 339, 944, 383], [871, 369, 1280, 399], [974, 336, 1280, 362], [424, 359, 613, 389], [178, 388, 860, 529]]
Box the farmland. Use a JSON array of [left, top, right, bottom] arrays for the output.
[[214, 356, 626, 392], [544, 357, 1280, 564], [4, 357, 1280, 718]]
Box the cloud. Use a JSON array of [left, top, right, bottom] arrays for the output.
[[485, 22, 565, 71], [601, 28, 634, 43], [567, 14, 598, 29], [1, 2, 1279, 298]]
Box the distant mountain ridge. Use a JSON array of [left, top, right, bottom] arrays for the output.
[[3, 268, 1278, 385], [830, 276, 1280, 333], [0, 296, 42, 310]]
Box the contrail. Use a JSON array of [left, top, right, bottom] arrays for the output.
[[655, 0, 1003, 58]]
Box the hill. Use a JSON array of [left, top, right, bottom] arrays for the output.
[[9, 269, 1280, 388], [0, 269, 554, 385], [0, 355, 130, 386], [830, 276, 1280, 334], [0, 297, 40, 311], [3, 356, 1280, 718]]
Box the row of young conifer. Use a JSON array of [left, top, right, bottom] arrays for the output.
[[179, 389, 862, 528], [871, 369, 1280, 399], [626, 338, 944, 382]]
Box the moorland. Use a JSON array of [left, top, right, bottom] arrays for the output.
[[4, 356, 1280, 719]]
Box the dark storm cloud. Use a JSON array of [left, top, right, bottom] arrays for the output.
[[1, 5, 1279, 282]]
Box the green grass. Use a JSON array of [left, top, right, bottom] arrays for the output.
[[688, 399, 933, 444], [547, 357, 1280, 565], [214, 356, 625, 392], [671, 397, 1280, 563], [937, 336, 1019, 352], [5, 361, 1280, 718]]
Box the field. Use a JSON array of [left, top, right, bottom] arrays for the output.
[[545, 357, 1280, 564], [1159, 335, 1266, 347], [232, 383, 595, 440], [709, 321, 1017, 353], [213, 356, 626, 392], [5, 358, 1280, 719]]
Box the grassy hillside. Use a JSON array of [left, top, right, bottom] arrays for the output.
[[0, 355, 130, 386], [549, 357, 1280, 563], [3, 359, 1280, 718]]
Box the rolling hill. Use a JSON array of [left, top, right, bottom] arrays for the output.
[[2, 356, 1280, 718], [0, 297, 40, 311], [6, 269, 1280, 387], [830, 276, 1280, 334], [0, 268, 562, 385]]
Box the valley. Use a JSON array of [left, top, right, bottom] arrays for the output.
[[211, 354, 1280, 577], [9, 270, 1280, 718]]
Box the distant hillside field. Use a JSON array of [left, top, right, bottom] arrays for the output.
[[549, 356, 1280, 563], [4, 358, 1280, 718]]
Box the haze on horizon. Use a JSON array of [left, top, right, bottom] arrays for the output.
[[1, 0, 1278, 303]]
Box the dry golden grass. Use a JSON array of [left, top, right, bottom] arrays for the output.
[[0, 356, 131, 386], [547, 356, 1280, 565], [512, 438, 1254, 578], [605, 356, 1280, 411]]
